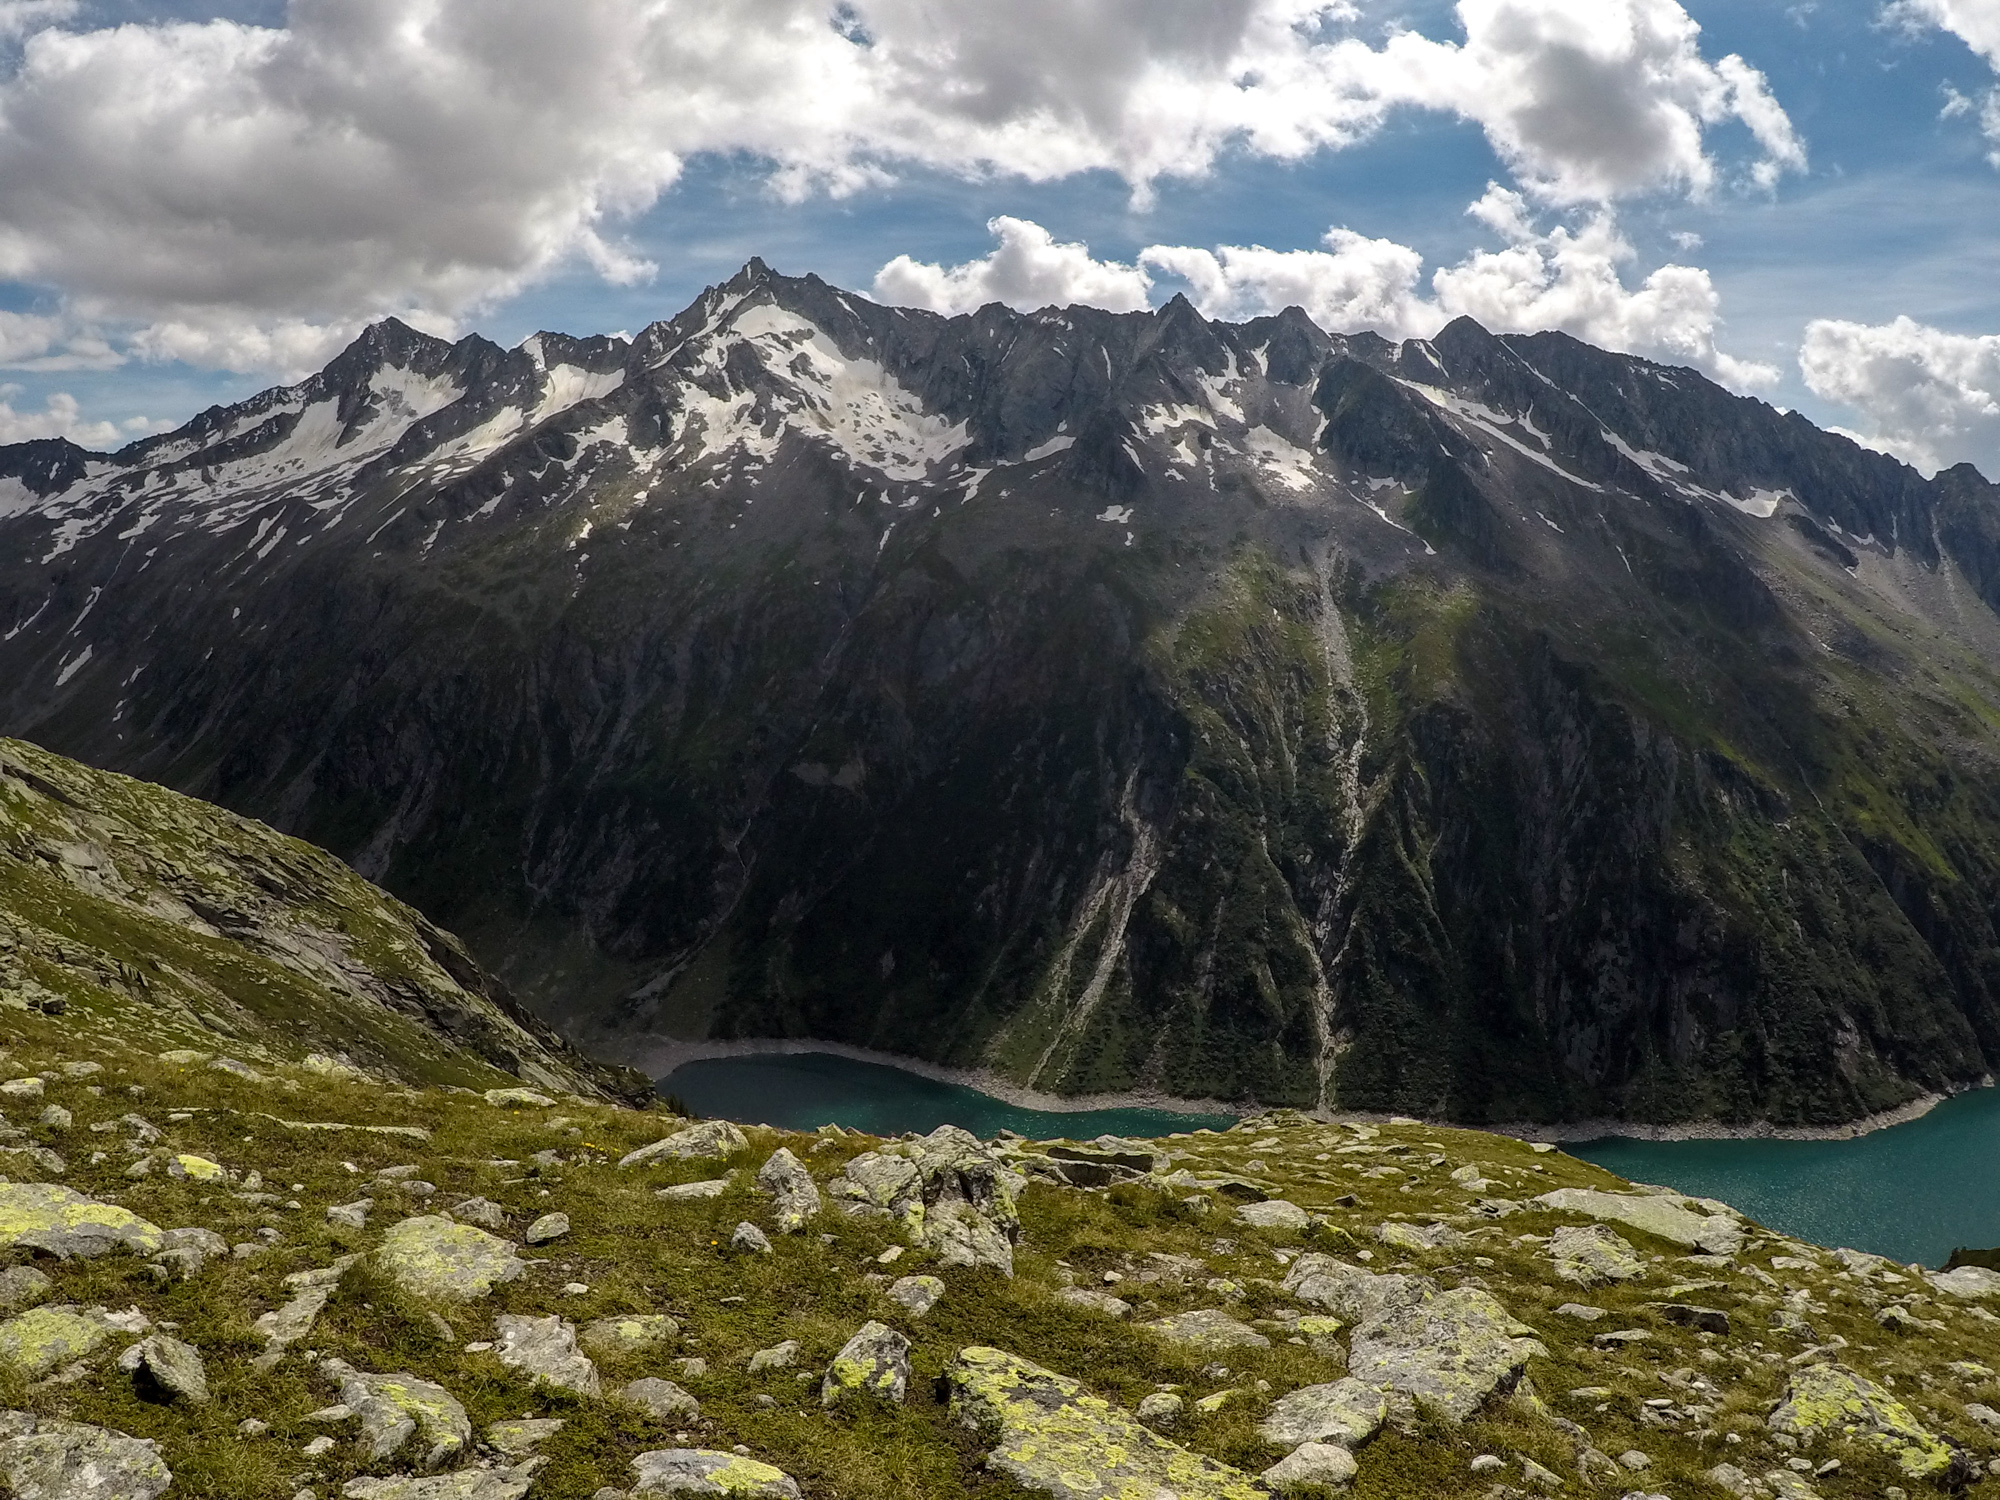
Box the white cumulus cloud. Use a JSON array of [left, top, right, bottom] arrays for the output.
[[0, 386, 143, 446], [0, 0, 1799, 373], [873, 217, 1152, 314], [1799, 314, 2000, 474]]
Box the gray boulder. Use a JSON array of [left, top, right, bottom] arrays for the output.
[[1136, 1392, 1182, 1430], [629, 1449, 801, 1497], [619, 1122, 749, 1169], [1346, 1288, 1546, 1422], [731, 1222, 772, 1255], [1548, 1225, 1644, 1285], [822, 1321, 911, 1408], [755, 1149, 821, 1233], [117, 1335, 209, 1405], [1057, 1288, 1132, 1319], [1141, 1309, 1271, 1351], [1533, 1188, 1744, 1256], [1257, 1379, 1388, 1450], [1236, 1200, 1311, 1232], [341, 1463, 542, 1500], [524, 1212, 570, 1246], [448, 1198, 510, 1232], [485, 1418, 563, 1456], [619, 1378, 701, 1422], [1282, 1254, 1438, 1323], [0, 1413, 171, 1500], [494, 1314, 600, 1396], [1262, 1443, 1358, 1493], [748, 1340, 800, 1374], [253, 1286, 330, 1370], [655, 1178, 732, 1202], [375, 1216, 525, 1301], [581, 1315, 680, 1356]]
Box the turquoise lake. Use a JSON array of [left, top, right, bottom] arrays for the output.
[[1572, 1085, 2000, 1268], [657, 1051, 1236, 1141], [660, 1053, 2000, 1267]]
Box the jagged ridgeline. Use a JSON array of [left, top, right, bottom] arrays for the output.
[[4, 260, 2000, 1125], [0, 737, 647, 1101]]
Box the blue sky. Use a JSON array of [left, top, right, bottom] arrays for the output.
[[8, 0, 2000, 474]]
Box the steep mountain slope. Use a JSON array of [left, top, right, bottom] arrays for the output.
[[0, 736, 645, 1099], [4, 260, 2000, 1125]]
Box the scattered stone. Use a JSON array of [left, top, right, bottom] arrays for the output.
[[1548, 1225, 1645, 1285], [1258, 1378, 1389, 1451], [1142, 1309, 1272, 1351], [581, 1315, 680, 1356], [1057, 1287, 1131, 1319], [1261, 1443, 1358, 1493], [117, 1334, 208, 1404], [208, 1058, 265, 1082], [239, 1419, 269, 1437], [304, 1436, 336, 1458], [320, 1357, 472, 1469], [1235, 1200, 1311, 1232], [341, 1462, 542, 1500], [1768, 1364, 1951, 1479], [755, 1149, 821, 1234], [327, 1200, 373, 1230], [748, 1342, 800, 1374], [0, 1267, 50, 1312], [1594, 1329, 1650, 1349], [1282, 1254, 1437, 1323], [619, 1122, 749, 1169], [1554, 1303, 1607, 1321], [376, 1216, 526, 1301], [656, 1178, 732, 1202], [0, 1413, 172, 1500], [253, 1287, 330, 1369], [448, 1199, 509, 1232], [1533, 1188, 1744, 1256], [165, 1153, 225, 1183], [628, 1448, 801, 1498], [0, 1078, 43, 1100], [485, 1419, 563, 1457], [1346, 1287, 1545, 1422], [885, 1275, 945, 1318], [822, 1321, 911, 1407], [1619, 1450, 1652, 1470], [1137, 1393, 1183, 1430], [1520, 1455, 1563, 1491], [731, 1223, 772, 1255], [948, 1346, 1263, 1500], [35, 1107, 69, 1131], [494, 1314, 600, 1397], [524, 1212, 570, 1246], [620, 1379, 701, 1422], [1928, 1265, 2000, 1300], [0, 1183, 162, 1258]]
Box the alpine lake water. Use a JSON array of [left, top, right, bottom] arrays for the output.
[[660, 1052, 2000, 1268]]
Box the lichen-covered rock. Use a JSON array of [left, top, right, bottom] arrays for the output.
[[0, 1413, 172, 1500], [0, 1183, 163, 1259], [1374, 1221, 1462, 1253], [947, 1346, 1265, 1500], [1533, 1188, 1744, 1256], [494, 1314, 600, 1396], [485, 1418, 564, 1456], [755, 1148, 821, 1233], [885, 1275, 945, 1318], [1236, 1200, 1311, 1231], [165, 1153, 225, 1183], [1767, 1363, 1953, 1478], [1346, 1287, 1546, 1422], [1142, 1309, 1272, 1351], [619, 1122, 749, 1169], [1257, 1379, 1389, 1450], [449, 1198, 510, 1232], [1261, 1442, 1358, 1493], [1281, 1254, 1437, 1323], [656, 1178, 732, 1202], [582, 1315, 680, 1355], [822, 1321, 911, 1407], [629, 1449, 802, 1497], [731, 1222, 772, 1255], [828, 1153, 922, 1232], [1548, 1225, 1644, 1285], [1137, 1392, 1183, 1429], [747, 1340, 800, 1374], [321, 1357, 473, 1469], [620, 1378, 701, 1421], [342, 1462, 542, 1500], [116, 1334, 208, 1404], [483, 1088, 557, 1109], [0, 1304, 117, 1378], [376, 1215, 525, 1301]]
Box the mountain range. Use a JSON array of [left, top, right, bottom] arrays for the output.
[[5, 258, 2000, 1127]]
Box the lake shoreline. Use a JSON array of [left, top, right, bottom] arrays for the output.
[[605, 1031, 1995, 1144]]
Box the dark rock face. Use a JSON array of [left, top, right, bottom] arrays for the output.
[[4, 261, 2000, 1124]]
